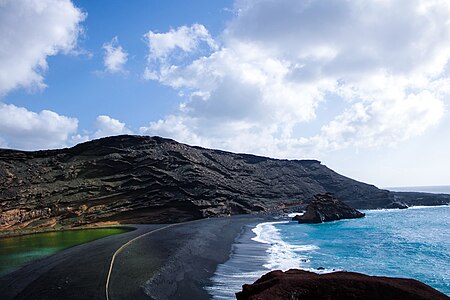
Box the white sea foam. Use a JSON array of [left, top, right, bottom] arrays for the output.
[[290, 245, 320, 251], [408, 205, 449, 210], [366, 204, 449, 214], [207, 221, 320, 299], [251, 221, 287, 244], [303, 267, 338, 274], [288, 212, 304, 218], [251, 221, 318, 270], [364, 208, 406, 214]]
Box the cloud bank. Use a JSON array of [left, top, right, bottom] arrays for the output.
[[142, 0, 450, 158], [0, 106, 133, 150], [0, 0, 85, 96], [0, 103, 78, 150], [0, 0, 86, 150]]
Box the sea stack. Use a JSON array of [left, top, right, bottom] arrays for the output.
[[293, 193, 365, 223]]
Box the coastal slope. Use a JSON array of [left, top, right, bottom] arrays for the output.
[[1, 135, 449, 230]]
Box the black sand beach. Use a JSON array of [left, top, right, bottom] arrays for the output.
[[0, 216, 263, 300]]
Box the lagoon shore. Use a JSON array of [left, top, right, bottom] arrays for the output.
[[0, 216, 264, 300]]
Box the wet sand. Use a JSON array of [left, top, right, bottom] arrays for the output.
[[0, 216, 263, 300]]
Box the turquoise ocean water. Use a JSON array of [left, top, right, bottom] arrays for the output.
[[206, 205, 450, 299]]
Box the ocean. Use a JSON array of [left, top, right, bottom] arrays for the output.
[[206, 205, 450, 298]]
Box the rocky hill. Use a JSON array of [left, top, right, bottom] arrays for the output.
[[0, 135, 449, 230]]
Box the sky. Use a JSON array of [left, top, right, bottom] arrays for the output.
[[1, 0, 450, 188]]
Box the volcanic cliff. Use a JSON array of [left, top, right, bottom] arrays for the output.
[[1, 135, 449, 230]]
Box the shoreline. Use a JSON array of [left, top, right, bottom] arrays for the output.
[[1, 206, 448, 299], [223, 206, 450, 297], [129, 215, 266, 300], [206, 221, 274, 299], [1, 202, 447, 239], [0, 216, 265, 300], [206, 217, 323, 299], [0, 224, 137, 239]]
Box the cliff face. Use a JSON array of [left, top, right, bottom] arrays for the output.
[[0, 135, 449, 230]]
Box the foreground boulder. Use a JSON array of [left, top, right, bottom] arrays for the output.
[[236, 269, 449, 300], [293, 193, 365, 223]]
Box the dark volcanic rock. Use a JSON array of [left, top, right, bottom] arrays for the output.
[[386, 202, 409, 209], [236, 269, 450, 300], [391, 191, 450, 207], [0, 135, 449, 230], [293, 193, 365, 223]]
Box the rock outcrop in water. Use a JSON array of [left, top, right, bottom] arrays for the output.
[[293, 193, 365, 223], [386, 202, 409, 209], [1, 135, 449, 230], [235, 269, 450, 300]]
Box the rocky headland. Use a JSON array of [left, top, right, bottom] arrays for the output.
[[236, 269, 450, 300], [293, 193, 365, 223], [385, 201, 409, 209], [1, 135, 449, 231]]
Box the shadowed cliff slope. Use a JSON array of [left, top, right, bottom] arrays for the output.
[[1, 135, 449, 230]]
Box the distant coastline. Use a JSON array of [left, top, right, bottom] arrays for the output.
[[387, 185, 450, 194]]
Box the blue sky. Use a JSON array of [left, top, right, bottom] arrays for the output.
[[1, 0, 450, 187], [4, 0, 233, 131]]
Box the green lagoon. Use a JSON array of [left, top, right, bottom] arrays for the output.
[[0, 228, 130, 276]]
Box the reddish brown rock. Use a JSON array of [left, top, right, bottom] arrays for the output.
[[236, 269, 450, 300]]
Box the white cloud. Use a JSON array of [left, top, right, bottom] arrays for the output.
[[143, 24, 218, 80], [142, 0, 450, 158], [94, 115, 132, 138], [145, 24, 217, 60], [0, 103, 79, 150], [315, 89, 445, 151], [102, 36, 128, 73], [0, 112, 133, 150], [0, 0, 85, 96], [69, 134, 89, 145]]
